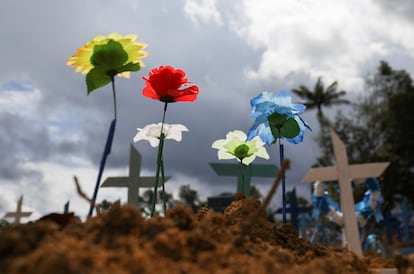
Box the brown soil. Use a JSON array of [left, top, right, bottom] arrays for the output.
[[0, 195, 411, 274]]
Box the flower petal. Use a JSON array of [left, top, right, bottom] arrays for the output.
[[248, 90, 310, 144], [212, 130, 270, 165], [242, 155, 256, 165], [68, 33, 148, 82], [142, 66, 199, 103], [217, 150, 237, 160], [165, 124, 189, 142]]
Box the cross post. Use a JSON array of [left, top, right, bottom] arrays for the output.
[[4, 195, 33, 225], [101, 144, 170, 206], [301, 130, 389, 256], [274, 188, 312, 231], [209, 163, 278, 196]]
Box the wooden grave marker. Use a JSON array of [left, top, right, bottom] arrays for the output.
[[301, 130, 389, 256], [274, 188, 312, 231], [4, 195, 33, 225], [209, 163, 278, 196], [101, 144, 170, 206]]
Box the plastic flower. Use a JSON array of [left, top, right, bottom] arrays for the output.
[[133, 123, 188, 147], [142, 66, 199, 102], [67, 32, 148, 93], [212, 130, 269, 165], [247, 90, 311, 145]]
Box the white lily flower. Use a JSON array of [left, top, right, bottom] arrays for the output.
[[133, 123, 188, 147], [212, 130, 270, 165]]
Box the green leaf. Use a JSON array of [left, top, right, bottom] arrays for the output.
[[268, 113, 288, 127], [268, 113, 300, 139], [280, 118, 300, 138], [117, 62, 141, 74], [86, 68, 112, 94], [90, 40, 128, 69]]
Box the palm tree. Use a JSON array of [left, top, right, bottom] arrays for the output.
[[293, 77, 350, 166], [292, 77, 350, 124]]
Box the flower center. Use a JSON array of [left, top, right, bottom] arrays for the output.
[[159, 96, 176, 103], [234, 144, 250, 160]]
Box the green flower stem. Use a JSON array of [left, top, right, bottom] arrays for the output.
[[161, 154, 167, 214], [237, 163, 251, 196], [150, 102, 168, 217]]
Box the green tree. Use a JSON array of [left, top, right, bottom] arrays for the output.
[[249, 185, 263, 199], [317, 61, 414, 208], [292, 76, 350, 123], [179, 185, 204, 212], [292, 77, 350, 166], [0, 219, 11, 229]]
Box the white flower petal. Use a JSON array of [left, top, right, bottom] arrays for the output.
[[217, 150, 236, 160], [133, 128, 147, 143], [165, 124, 188, 142], [256, 147, 270, 160], [148, 137, 160, 147], [211, 139, 226, 149], [133, 123, 188, 147], [242, 155, 256, 165], [226, 130, 247, 141]]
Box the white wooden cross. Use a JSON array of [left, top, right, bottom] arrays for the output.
[[101, 144, 170, 206], [4, 195, 33, 225], [301, 129, 389, 256]]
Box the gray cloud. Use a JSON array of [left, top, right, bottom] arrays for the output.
[[1, 0, 413, 218]]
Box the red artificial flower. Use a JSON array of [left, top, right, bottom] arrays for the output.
[[142, 66, 199, 102]]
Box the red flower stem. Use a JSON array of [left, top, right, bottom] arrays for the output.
[[150, 102, 168, 217]]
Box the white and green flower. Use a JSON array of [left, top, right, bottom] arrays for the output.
[[133, 123, 188, 147], [212, 130, 269, 165]]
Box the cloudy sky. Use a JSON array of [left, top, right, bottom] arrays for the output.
[[1, 0, 414, 221]]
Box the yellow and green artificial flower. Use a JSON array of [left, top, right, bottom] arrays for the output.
[[67, 32, 148, 93]]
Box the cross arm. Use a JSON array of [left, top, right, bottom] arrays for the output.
[[5, 212, 32, 217], [301, 166, 339, 183], [138, 176, 171, 188], [250, 164, 278, 177], [101, 177, 131, 187], [101, 176, 171, 188], [210, 163, 278, 177], [349, 163, 390, 182]]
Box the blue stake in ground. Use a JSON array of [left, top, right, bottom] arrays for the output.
[[64, 201, 70, 214], [385, 197, 414, 255]]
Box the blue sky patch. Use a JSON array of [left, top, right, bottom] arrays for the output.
[[0, 79, 34, 92]]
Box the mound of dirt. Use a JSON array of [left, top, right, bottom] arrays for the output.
[[0, 195, 409, 274]]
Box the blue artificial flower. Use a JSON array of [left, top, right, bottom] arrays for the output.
[[247, 90, 311, 145]]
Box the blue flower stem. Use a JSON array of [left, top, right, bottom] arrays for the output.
[[88, 77, 117, 218], [150, 102, 168, 217], [279, 139, 287, 223]]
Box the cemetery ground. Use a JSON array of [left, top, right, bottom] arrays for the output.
[[1, 195, 413, 274]]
